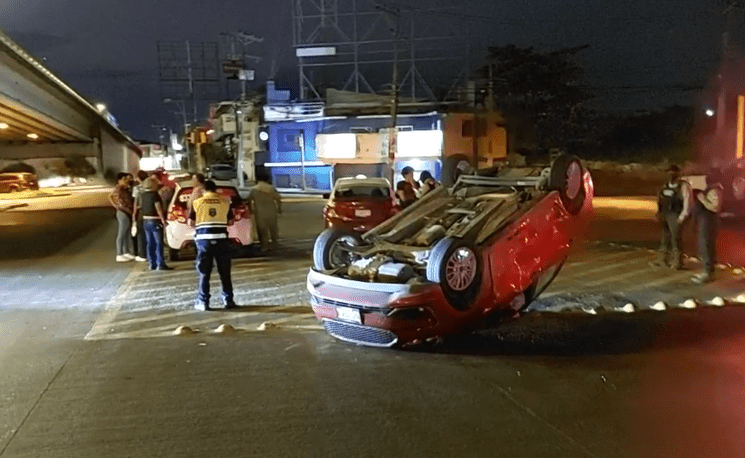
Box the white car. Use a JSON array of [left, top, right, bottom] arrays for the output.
[[164, 183, 253, 261]]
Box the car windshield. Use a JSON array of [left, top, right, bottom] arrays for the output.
[[334, 185, 389, 199]]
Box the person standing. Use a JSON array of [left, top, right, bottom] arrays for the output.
[[108, 172, 135, 262], [653, 165, 691, 270], [416, 170, 439, 198], [131, 171, 149, 262], [133, 177, 172, 271], [396, 166, 419, 208], [186, 173, 206, 215], [692, 172, 723, 284], [248, 171, 282, 252], [189, 180, 236, 311]]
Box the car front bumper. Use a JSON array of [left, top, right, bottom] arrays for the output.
[[306, 269, 445, 347]]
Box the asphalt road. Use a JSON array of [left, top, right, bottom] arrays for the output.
[[1, 194, 745, 457]]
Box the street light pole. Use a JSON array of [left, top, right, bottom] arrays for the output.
[[236, 103, 245, 189]]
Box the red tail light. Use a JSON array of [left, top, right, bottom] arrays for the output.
[[233, 205, 248, 221], [169, 207, 188, 224]]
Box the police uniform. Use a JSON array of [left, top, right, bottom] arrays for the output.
[[190, 191, 235, 309], [656, 179, 689, 268]]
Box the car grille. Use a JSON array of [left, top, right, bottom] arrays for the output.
[[311, 295, 390, 313], [312, 295, 359, 309], [323, 320, 398, 348]]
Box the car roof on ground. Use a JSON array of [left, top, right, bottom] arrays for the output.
[[334, 177, 391, 189]]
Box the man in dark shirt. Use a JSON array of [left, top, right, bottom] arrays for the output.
[[396, 166, 419, 209], [133, 177, 172, 271]]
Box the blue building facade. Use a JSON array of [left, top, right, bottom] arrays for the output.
[[264, 110, 443, 192]]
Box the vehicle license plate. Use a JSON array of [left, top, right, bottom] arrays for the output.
[[355, 209, 372, 217], [336, 306, 362, 324]]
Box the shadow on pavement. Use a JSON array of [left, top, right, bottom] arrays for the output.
[[428, 307, 745, 357], [0, 208, 113, 260]]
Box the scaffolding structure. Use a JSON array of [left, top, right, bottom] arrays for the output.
[[157, 41, 221, 122], [292, 0, 474, 102]]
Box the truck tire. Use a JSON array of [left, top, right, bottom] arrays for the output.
[[548, 154, 585, 215], [426, 237, 482, 310], [313, 228, 363, 271], [441, 154, 472, 186]]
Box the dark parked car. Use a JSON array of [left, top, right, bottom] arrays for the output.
[[207, 164, 238, 181], [0, 172, 39, 193], [308, 154, 593, 348]]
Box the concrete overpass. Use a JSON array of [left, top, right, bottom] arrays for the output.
[[0, 28, 140, 179]]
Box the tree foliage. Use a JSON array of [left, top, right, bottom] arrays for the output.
[[481, 45, 592, 149]]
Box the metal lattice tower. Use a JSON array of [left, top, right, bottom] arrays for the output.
[[292, 0, 470, 102]]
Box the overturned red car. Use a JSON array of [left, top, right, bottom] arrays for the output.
[[307, 154, 593, 348]]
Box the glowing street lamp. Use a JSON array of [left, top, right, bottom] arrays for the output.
[[27, 133, 39, 139], [705, 108, 715, 117], [0, 123, 8, 129]]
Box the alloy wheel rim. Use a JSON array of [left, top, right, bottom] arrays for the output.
[[445, 247, 477, 291]]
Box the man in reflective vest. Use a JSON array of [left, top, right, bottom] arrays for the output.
[[188, 180, 236, 311], [653, 164, 692, 270]]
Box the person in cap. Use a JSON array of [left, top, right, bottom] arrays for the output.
[[133, 177, 172, 271], [653, 164, 692, 270], [396, 166, 419, 208], [692, 170, 723, 283], [189, 180, 236, 311]]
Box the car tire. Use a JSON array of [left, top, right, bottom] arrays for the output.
[[426, 237, 482, 311], [548, 153, 585, 215], [441, 154, 473, 187], [522, 261, 564, 311], [313, 228, 363, 271], [9, 186, 19, 193], [168, 247, 180, 262]]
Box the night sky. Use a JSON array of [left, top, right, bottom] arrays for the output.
[[1, 0, 738, 141]]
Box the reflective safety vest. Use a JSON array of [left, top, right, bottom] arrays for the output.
[[658, 180, 684, 215], [191, 191, 231, 240]]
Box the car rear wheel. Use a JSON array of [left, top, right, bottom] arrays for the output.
[[9, 186, 19, 193], [548, 154, 585, 215], [426, 237, 482, 310], [313, 228, 363, 271], [522, 261, 564, 311]]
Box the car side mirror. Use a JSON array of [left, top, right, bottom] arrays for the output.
[[322, 193, 330, 199]]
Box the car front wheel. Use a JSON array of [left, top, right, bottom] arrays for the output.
[[426, 237, 482, 310]]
